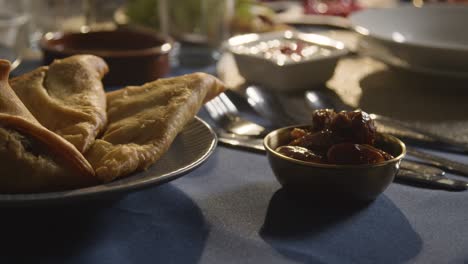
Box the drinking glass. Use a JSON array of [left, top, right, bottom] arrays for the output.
[[125, 0, 234, 66], [26, 0, 124, 58], [0, 0, 29, 69], [165, 0, 235, 67]]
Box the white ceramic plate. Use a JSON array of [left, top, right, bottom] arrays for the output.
[[0, 117, 217, 207], [350, 4, 468, 77]]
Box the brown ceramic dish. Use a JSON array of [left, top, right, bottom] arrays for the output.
[[40, 29, 173, 86], [264, 125, 406, 201]]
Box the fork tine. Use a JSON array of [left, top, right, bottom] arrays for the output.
[[212, 96, 229, 116], [205, 101, 220, 120], [205, 94, 233, 121], [218, 93, 238, 114], [216, 94, 236, 114], [204, 93, 267, 137]]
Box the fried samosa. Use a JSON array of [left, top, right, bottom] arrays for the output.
[[10, 55, 108, 153], [85, 72, 225, 182], [0, 60, 98, 193]]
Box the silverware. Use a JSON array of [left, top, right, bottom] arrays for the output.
[[397, 169, 467, 191], [400, 160, 445, 178], [216, 129, 467, 190], [307, 89, 468, 153], [207, 89, 468, 178], [243, 85, 468, 153], [407, 147, 468, 177], [216, 130, 265, 152], [205, 93, 266, 137], [372, 114, 468, 153]]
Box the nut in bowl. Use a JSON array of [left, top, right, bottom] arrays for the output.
[[263, 110, 406, 201], [227, 30, 348, 92]]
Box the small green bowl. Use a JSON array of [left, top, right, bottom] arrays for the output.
[[264, 125, 406, 201]]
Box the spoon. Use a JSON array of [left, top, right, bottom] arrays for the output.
[[243, 84, 309, 127], [244, 85, 300, 127]]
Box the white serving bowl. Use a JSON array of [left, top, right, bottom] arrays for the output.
[[227, 31, 348, 92], [350, 4, 468, 77]]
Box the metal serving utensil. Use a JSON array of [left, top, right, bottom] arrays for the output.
[[205, 93, 266, 137], [406, 148, 468, 177], [305, 88, 468, 152], [243, 84, 468, 153]]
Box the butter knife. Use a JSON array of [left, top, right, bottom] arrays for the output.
[[397, 169, 468, 191], [407, 147, 468, 177]]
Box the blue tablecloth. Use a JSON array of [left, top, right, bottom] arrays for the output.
[[3, 60, 468, 264]]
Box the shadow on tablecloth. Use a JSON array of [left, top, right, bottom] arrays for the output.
[[0, 184, 208, 264], [260, 189, 422, 263]]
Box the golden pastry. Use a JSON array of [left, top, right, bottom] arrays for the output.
[[10, 55, 108, 153], [86, 72, 225, 182], [0, 60, 98, 193]]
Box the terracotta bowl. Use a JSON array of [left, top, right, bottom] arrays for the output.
[[40, 29, 173, 86], [264, 125, 406, 201]]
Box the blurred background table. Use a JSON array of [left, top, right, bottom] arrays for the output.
[[3, 0, 468, 263]]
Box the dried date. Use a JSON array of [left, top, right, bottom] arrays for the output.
[[276, 146, 323, 163], [327, 143, 392, 165]]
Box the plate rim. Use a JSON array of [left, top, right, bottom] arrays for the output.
[[350, 4, 468, 52], [0, 116, 217, 205], [368, 49, 468, 79]]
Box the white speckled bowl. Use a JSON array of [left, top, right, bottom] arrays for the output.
[[227, 31, 348, 92]]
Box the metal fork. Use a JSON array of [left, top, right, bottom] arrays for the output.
[[205, 92, 266, 137]]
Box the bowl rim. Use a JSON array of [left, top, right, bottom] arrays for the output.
[[263, 124, 406, 169], [39, 29, 174, 58], [349, 4, 468, 52], [226, 30, 349, 66]]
